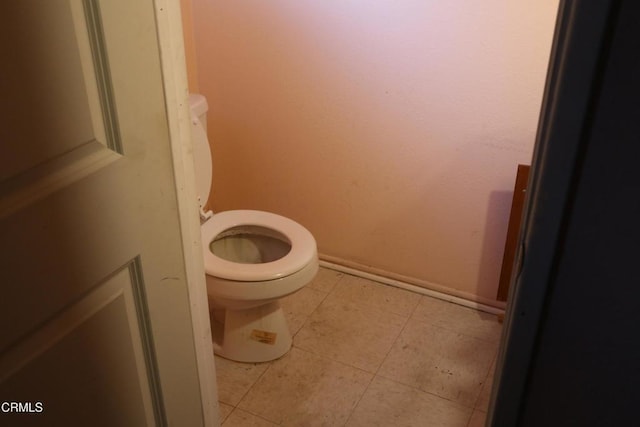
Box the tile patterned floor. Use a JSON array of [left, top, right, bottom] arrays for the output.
[[214, 267, 502, 426]]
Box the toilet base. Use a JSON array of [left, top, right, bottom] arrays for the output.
[[211, 301, 292, 363]]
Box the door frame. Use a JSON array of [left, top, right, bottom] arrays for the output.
[[488, 0, 619, 424], [153, 0, 219, 424]]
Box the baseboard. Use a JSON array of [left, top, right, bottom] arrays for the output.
[[318, 255, 506, 316]]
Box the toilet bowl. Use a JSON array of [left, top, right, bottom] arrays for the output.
[[190, 94, 318, 362]]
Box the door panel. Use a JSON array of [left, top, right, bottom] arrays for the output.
[[1, 264, 156, 425], [0, 0, 99, 182], [0, 0, 205, 425]]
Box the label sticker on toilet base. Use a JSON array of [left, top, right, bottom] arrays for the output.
[[250, 329, 277, 345]]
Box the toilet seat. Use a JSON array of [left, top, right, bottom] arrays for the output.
[[201, 210, 316, 282]]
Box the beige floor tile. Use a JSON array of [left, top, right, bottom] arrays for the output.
[[282, 310, 307, 338], [475, 355, 497, 411], [215, 355, 271, 406], [467, 409, 487, 427], [280, 286, 328, 336], [294, 296, 406, 372], [307, 267, 343, 293], [327, 275, 421, 317], [222, 409, 278, 426], [238, 347, 372, 426], [281, 286, 328, 316], [218, 402, 234, 424], [412, 296, 503, 342], [347, 376, 472, 427], [378, 319, 497, 408]]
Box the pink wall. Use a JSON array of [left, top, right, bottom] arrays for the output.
[[179, 0, 198, 92], [187, 0, 558, 305]]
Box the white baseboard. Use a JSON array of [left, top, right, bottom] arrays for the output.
[[319, 260, 506, 316]]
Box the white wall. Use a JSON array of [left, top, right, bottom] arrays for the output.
[[190, 0, 558, 304]]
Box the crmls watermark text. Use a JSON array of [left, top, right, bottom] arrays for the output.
[[1, 401, 44, 413]]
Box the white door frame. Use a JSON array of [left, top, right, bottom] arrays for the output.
[[153, 1, 219, 425]]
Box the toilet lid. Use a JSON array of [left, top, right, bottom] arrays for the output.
[[201, 210, 317, 281], [191, 117, 212, 207]]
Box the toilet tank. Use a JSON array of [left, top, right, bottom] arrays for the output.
[[189, 93, 208, 131]]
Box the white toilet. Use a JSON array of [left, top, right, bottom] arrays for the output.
[[189, 94, 318, 363]]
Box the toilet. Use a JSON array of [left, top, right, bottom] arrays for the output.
[[189, 94, 318, 363]]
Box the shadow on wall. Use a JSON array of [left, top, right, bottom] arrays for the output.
[[476, 190, 513, 300]]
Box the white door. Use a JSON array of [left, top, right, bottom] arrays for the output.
[[0, 0, 213, 425]]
